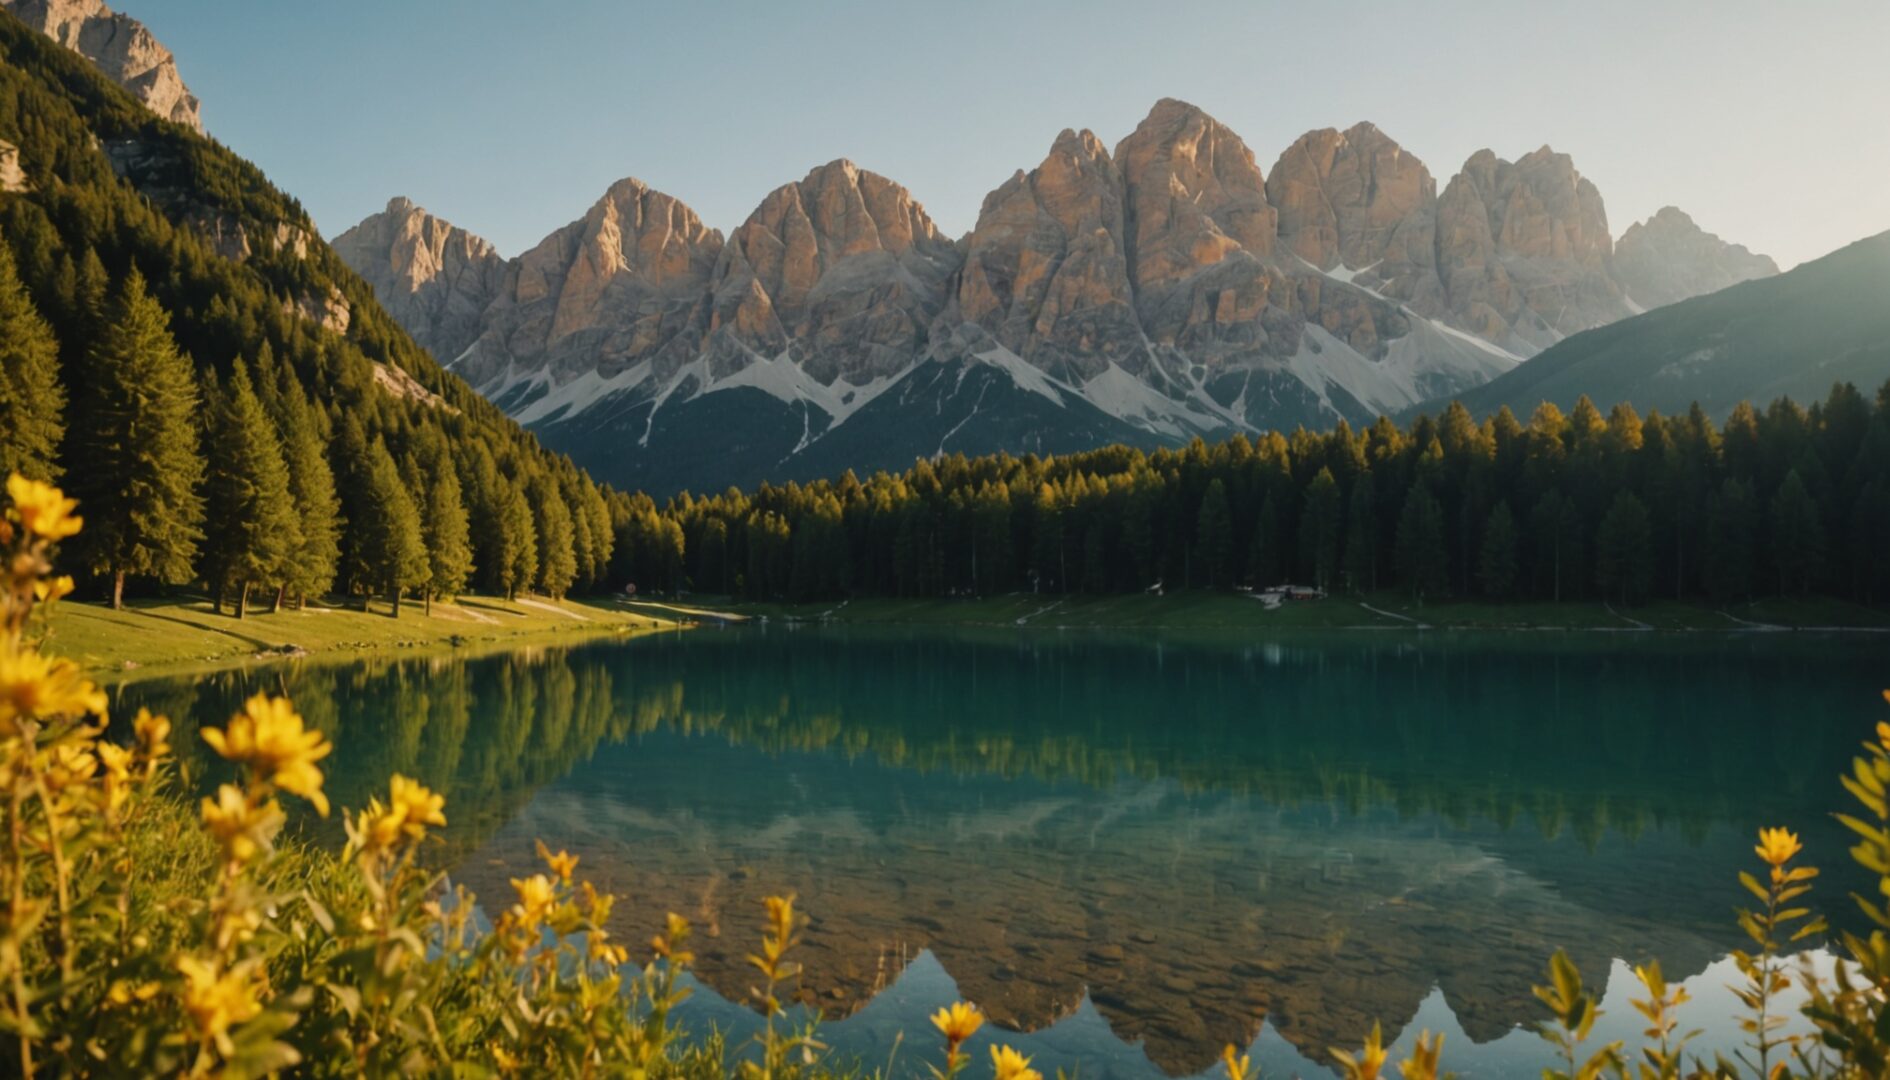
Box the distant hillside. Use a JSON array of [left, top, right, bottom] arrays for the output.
[[1430, 231, 1890, 420]]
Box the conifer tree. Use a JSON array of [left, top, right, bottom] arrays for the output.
[[529, 474, 578, 600], [274, 378, 340, 609], [1769, 469, 1824, 595], [0, 239, 64, 480], [1342, 471, 1377, 593], [1298, 468, 1341, 591], [1478, 501, 1519, 598], [1395, 480, 1447, 601], [418, 450, 473, 613], [66, 269, 205, 608], [1594, 491, 1654, 605], [1197, 478, 1234, 589], [199, 361, 299, 617], [1248, 494, 1281, 588], [1703, 478, 1757, 603], [360, 440, 428, 615], [498, 480, 538, 601]]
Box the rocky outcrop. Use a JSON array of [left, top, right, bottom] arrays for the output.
[[461, 177, 723, 394], [1433, 146, 1629, 351], [335, 98, 1778, 494], [946, 128, 1141, 382], [707, 159, 959, 387], [1613, 206, 1778, 310], [332, 197, 508, 364], [0, 139, 27, 192], [2, 0, 201, 131], [1267, 123, 1442, 311]]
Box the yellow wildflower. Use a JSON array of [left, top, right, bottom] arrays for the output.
[[1332, 1020, 1389, 1080], [511, 873, 557, 924], [132, 708, 172, 761], [97, 741, 134, 813], [202, 694, 331, 815], [6, 474, 82, 541], [175, 955, 263, 1049], [931, 1000, 984, 1046], [40, 741, 98, 793], [492, 1045, 519, 1074], [1398, 1030, 1445, 1080], [991, 1045, 1042, 1080], [1755, 827, 1802, 868], [540, 844, 578, 883], [652, 911, 694, 965], [1222, 1043, 1253, 1080], [32, 575, 74, 604], [389, 774, 445, 835], [0, 647, 107, 730], [200, 784, 283, 864]]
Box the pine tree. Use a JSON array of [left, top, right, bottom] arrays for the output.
[[1298, 468, 1341, 591], [0, 239, 64, 480], [1594, 491, 1654, 605], [199, 361, 299, 617], [275, 379, 340, 609], [360, 440, 428, 615], [498, 480, 538, 601], [66, 269, 205, 608], [529, 474, 578, 600], [1703, 478, 1757, 604], [1342, 470, 1377, 593], [1478, 501, 1519, 598], [419, 454, 473, 613], [1769, 469, 1824, 595], [1395, 480, 1447, 601], [1197, 479, 1234, 589], [1248, 494, 1281, 588]]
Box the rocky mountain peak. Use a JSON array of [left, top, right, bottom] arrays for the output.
[[1266, 122, 1439, 310], [2, 0, 201, 131], [1114, 97, 1277, 289], [330, 197, 507, 366], [1613, 205, 1779, 310]]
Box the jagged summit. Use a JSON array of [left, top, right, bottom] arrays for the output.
[[1, 0, 200, 130], [334, 99, 1779, 495]]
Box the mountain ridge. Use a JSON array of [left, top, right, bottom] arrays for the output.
[[338, 100, 1780, 496]]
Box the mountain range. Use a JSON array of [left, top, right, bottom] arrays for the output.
[[334, 102, 1778, 495]]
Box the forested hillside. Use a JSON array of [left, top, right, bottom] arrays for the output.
[[637, 384, 1890, 609], [0, 12, 624, 610]]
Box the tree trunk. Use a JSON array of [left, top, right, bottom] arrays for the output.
[[272, 585, 286, 614], [234, 581, 248, 620], [111, 570, 125, 611], [424, 590, 432, 617], [390, 582, 401, 618], [212, 577, 225, 615]]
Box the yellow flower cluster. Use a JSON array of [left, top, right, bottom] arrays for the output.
[[202, 694, 332, 815], [5, 474, 81, 541], [351, 773, 446, 856], [0, 647, 106, 734]]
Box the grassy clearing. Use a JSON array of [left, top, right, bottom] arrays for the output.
[[714, 591, 1890, 632], [46, 592, 680, 684]]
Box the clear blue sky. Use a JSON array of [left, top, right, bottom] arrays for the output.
[[142, 0, 1887, 268]]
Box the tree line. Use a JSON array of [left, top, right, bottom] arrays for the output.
[[640, 380, 1890, 608]]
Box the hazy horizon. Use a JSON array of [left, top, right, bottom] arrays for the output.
[[141, 0, 1889, 269]]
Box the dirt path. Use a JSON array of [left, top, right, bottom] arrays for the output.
[[1358, 601, 1430, 629], [513, 597, 588, 621]]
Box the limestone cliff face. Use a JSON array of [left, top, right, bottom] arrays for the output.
[[2, 0, 201, 131], [708, 159, 959, 386], [1613, 206, 1779, 310], [1434, 146, 1628, 350], [1267, 123, 1442, 312], [331, 197, 508, 365], [335, 97, 1777, 466], [947, 128, 1141, 381]]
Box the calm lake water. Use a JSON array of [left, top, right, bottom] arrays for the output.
[[116, 625, 1887, 1078]]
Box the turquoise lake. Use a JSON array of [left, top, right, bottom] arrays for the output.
[[115, 626, 1888, 1078]]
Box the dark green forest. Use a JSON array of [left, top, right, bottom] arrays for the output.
[[636, 384, 1890, 608], [0, 13, 628, 613]]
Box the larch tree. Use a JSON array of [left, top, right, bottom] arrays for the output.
[[1196, 478, 1234, 589], [360, 440, 428, 615], [66, 269, 205, 608], [199, 361, 299, 617], [0, 238, 64, 481], [418, 449, 473, 613], [529, 473, 578, 600], [498, 479, 538, 601]]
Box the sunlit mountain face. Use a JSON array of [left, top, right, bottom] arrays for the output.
[[119, 627, 1884, 1075]]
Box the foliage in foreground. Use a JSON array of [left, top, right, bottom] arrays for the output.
[[3, 472, 1890, 1078]]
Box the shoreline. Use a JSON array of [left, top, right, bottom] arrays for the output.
[[50, 594, 687, 688]]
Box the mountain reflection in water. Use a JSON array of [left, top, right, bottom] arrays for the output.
[[116, 624, 1885, 1074]]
